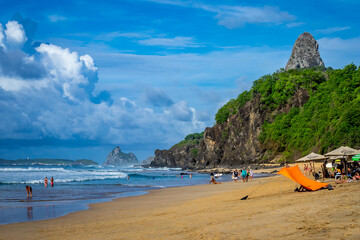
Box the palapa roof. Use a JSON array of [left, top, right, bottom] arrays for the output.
[[295, 152, 327, 162], [324, 146, 360, 157]]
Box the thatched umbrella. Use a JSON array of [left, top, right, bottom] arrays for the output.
[[324, 146, 360, 175], [324, 146, 360, 157], [295, 152, 327, 162], [296, 152, 327, 177]]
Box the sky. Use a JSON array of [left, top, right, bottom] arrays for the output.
[[0, 0, 359, 163]]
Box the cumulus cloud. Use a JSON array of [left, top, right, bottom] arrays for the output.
[[5, 21, 27, 46], [0, 20, 205, 150], [0, 24, 5, 49]]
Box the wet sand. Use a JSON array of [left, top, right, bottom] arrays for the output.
[[1, 175, 359, 240]]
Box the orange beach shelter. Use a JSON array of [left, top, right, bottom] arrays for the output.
[[277, 165, 329, 191]]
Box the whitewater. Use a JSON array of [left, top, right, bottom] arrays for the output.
[[0, 164, 225, 225]]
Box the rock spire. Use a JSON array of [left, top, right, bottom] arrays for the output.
[[285, 32, 325, 70]]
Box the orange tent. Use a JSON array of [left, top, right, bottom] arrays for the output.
[[277, 165, 329, 191]]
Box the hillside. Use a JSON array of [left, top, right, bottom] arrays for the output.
[[151, 64, 360, 169]]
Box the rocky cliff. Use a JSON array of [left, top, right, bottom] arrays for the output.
[[103, 146, 138, 166], [151, 88, 310, 169], [151, 33, 360, 169], [285, 32, 324, 70]]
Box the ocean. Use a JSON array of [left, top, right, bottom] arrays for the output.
[[0, 164, 235, 225]]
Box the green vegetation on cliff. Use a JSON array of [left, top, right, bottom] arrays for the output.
[[215, 66, 327, 124], [174, 132, 204, 148], [216, 64, 360, 161]]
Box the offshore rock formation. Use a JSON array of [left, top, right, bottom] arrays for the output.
[[285, 32, 324, 70], [103, 146, 138, 166], [141, 156, 154, 165], [151, 89, 310, 169]]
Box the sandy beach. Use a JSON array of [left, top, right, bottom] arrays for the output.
[[1, 174, 359, 240]]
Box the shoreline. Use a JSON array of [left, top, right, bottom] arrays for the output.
[[1, 175, 359, 239]]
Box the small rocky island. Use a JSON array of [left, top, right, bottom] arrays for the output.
[[103, 146, 138, 166]]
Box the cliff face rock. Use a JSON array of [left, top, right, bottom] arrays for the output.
[[285, 32, 325, 70], [103, 146, 138, 166], [151, 89, 310, 169]]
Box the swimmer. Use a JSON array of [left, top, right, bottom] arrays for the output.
[[26, 185, 32, 197], [51, 177, 54, 187], [44, 177, 48, 187]]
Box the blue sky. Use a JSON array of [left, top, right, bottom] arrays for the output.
[[0, 0, 359, 163]]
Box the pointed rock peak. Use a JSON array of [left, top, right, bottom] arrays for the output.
[[113, 146, 121, 152], [285, 32, 325, 71]]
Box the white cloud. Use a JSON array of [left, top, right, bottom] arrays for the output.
[[200, 5, 296, 29], [138, 36, 203, 48], [286, 22, 305, 28], [5, 21, 27, 45], [0, 23, 5, 49], [146, 1, 296, 29], [48, 15, 67, 23], [315, 26, 351, 35], [35, 43, 98, 101], [0, 19, 206, 149], [318, 36, 360, 68]]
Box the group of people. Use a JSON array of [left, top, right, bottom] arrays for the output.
[[26, 176, 55, 198], [44, 176, 54, 187], [232, 168, 253, 182], [303, 163, 313, 176]]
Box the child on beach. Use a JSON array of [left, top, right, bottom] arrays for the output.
[[249, 169, 254, 181], [44, 177, 48, 187]]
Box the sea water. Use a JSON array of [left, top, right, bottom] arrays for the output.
[[0, 165, 233, 225]]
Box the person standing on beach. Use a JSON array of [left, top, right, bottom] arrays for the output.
[[51, 177, 54, 187], [249, 169, 254, 181], [241, 169, 247, 182], [233, 170, 238, 182], [44, 177, 48, 187], [26, 185, 32, 197]]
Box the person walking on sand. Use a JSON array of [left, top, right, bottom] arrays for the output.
[[26, 185, 32, 197], [249, 169, 254, 181], [51, 177, 54, 187], [241, 169, 247, 182], [233, 170, 238, 182], [44, 177, 48, 187]]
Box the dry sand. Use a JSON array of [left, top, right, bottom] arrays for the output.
[[1, 175, 359, 240]]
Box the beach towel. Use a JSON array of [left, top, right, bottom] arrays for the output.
[[277, 165, 329, 191]]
